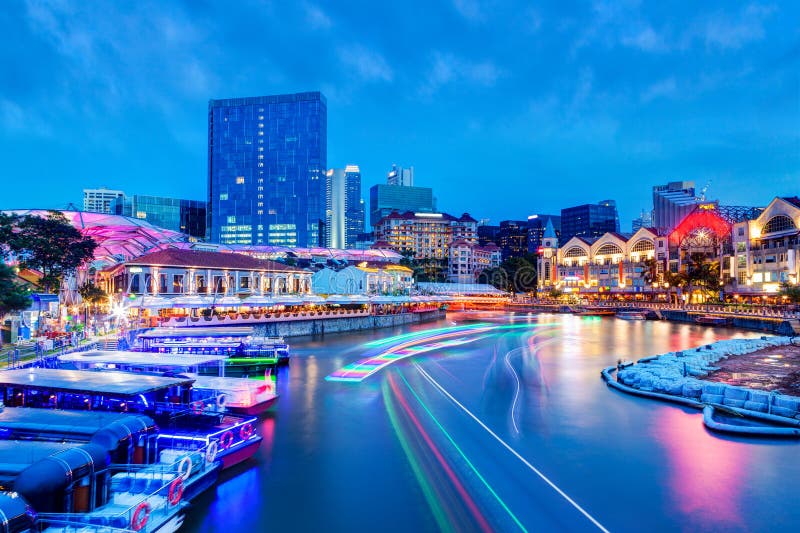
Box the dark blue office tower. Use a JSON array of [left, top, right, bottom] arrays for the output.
[[208, 92, 327, 246]]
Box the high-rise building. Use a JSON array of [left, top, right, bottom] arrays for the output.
[[326, 165, 365, 249], [631, 210, 654, 232], [207, 92, 327, 246], [83, 188, 125, 214], [497, 220, 529, 260], [560, 200, 620, 243], [112, 195, 207, 239], [387, 164, 414, 187], [526, 214, 561, 253], [652, 181, 698, 234], [369, 184, 435, 227]]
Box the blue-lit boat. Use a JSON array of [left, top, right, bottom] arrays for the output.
[[0, 368, 261, 470], [133, 326, 290, 374], [59, 350, 279, 416]]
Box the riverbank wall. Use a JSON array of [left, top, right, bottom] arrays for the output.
[[657, 310, 798, 336], [254, 309, 446, 338]]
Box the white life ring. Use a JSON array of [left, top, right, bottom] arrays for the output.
[[205, 440, 219, 464], [177, 455, 193, 481], [216, 393, 227, 410]]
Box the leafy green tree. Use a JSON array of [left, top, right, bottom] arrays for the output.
[[685, 252, 720, 301], [8, 212, 97, 293], [0, 263, 31, 345]]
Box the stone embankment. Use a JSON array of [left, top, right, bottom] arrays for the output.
[[603, 336, 800, 437], [254, 309, 446, 338]]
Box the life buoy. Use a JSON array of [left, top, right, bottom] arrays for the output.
[[191, 400, 204, 414], [220, 431, 234, 449], [239, 423, 254, 441], [168, 476, 183, 505], [177, 455, 192, 480], [131, 501, 151, 531], [216, 394, 227, 410], [205, 440, 219, 464]]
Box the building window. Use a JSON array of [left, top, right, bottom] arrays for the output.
[[173, 275, 184, 293], [236, 176, 245, 184], [227, 216, 236, 224], [762, 215, 796, 235], [220, 193, 228, 201]]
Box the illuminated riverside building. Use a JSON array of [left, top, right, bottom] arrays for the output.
[[729, 197, 800, 298], [208, 92, 326, 247], [537, 227, 659, 298], [448, 240, 501, 284], [311, 263, 413, 295], [374, 211, 478, 260], [538, 201, 777, 302], [98, 249, 311, 304]]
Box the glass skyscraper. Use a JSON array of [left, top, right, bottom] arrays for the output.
[[560, 200, 620, 243], [325, 165, 365, 249], [207, 92, 327, 246], [113, 195, 207, 239]]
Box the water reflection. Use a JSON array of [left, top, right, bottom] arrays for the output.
[[183, 313, 800, 532]]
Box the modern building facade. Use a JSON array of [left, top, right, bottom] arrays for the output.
[[387, 164, 414, 187], [526, 214, 561, 254], [112, 195, 207, 239], [83, 188, 125, 214], [325, 165, 365, 249], [497, 220, 529, 260], [369, 184, 435, 227], [207, 92, 327, 247], [374, 211, 478, 260], [652, 181, 698, 234], [631, 210, 654, 232], [560, 200, 620, 243]]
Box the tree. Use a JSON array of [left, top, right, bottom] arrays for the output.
[[685, 252, 720, 302], [0, 263, 31, 341], [0, 213, 18, 256], [8, 212, 97, 293]]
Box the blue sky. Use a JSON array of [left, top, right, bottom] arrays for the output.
[[1, 0, 798, 230]]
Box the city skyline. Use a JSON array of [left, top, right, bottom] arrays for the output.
[[1, 2, 798, 229]]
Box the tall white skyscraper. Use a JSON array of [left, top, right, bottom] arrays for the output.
[[387, 164, 414, 187], [83, 188, 126, 214], [326, 165, 365, 249]]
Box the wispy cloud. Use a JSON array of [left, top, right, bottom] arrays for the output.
[[695, 4, 776, 50], [337, 44, 393, 82], [641, 77, 677, 102], [452, 0, 484, 22], [0, 98, 52, 138], [304, 3, 332, 30], [621, 26, 669, 53], [420, 52, 502, 96]]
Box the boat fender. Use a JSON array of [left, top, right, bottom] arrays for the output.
[[191, 400, 204, 415], [168, 476, 184, 505], [205, 441, 219, 464], [220, 431, 235, 450], [216, 394, 227, 410], [240, 423, 254, 441], [131, 501, 151, 531], [177, 455, 193, 481]]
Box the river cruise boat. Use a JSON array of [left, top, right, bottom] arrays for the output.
[[0, 407, 222, 503], [0, 368, 261, 470], [0, 433, 219, 533], [616, 310, 647, 320], [60, 350, 279, 415], [574, 307, 616, 317], [133, 326, 290, 375]]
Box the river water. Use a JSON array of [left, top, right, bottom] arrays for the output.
[[182, 312, 800, 532]]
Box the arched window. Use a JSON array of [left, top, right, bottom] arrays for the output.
[[631, 240, 655, 253], [596, 243, 623, 256], [762, 215, 796, 235], [564, 247, 588, 258]]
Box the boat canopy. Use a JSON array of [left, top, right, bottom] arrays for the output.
[[59, 350, 228, 368], [0, 408, 154, 439], [0, 369, 194, 396], [138, 326, 256, 338]]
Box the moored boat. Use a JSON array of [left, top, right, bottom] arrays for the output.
[[0, 368, 262, 470], [694, 315, 729, 326], [616, 310, 646, 320]]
